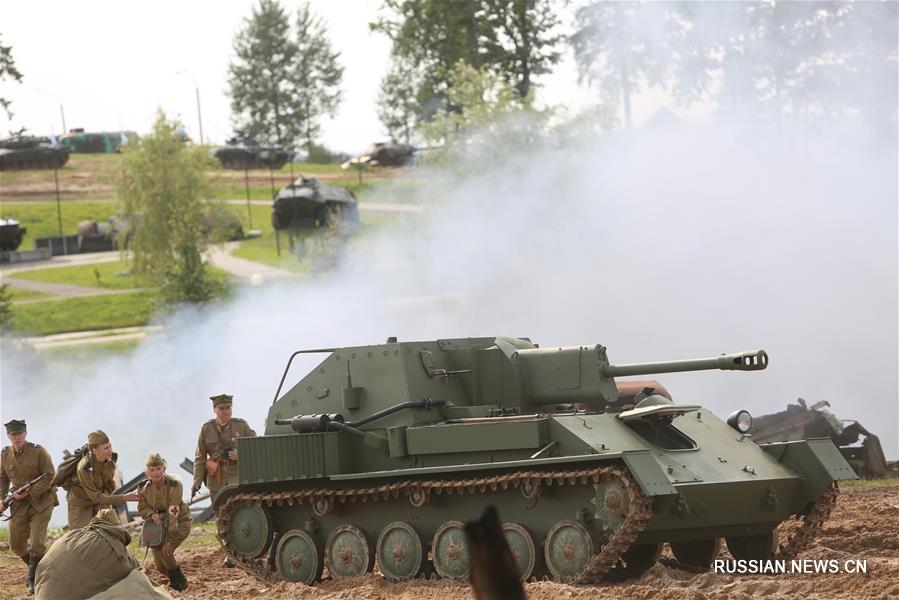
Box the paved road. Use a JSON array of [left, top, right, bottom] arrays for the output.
[[23, 325, 164, 349], [205, 243, 293, 280]]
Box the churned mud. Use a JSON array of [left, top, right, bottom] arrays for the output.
[[2, 484, 897, 600]]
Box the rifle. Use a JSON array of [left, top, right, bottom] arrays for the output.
[[1, 473, 47, 520]]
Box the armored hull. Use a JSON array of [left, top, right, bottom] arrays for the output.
[[0, 136, 69, 170], [271, 176, 359, 230], [216, 337, 855, 585], [213, 137, 289, 170], [0, 218, 27, 251]]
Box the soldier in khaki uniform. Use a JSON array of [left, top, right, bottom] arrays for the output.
[[67, 429, 138, 529], [192, 394, 256, 499], [138, 453, 191, 591], [0, 419, 57, 593]]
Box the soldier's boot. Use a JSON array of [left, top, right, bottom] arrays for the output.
[[167, 566, 188, 591], [25, 554, 41, 594], [223, 556, 236, 568], [20, 555, 29, 566]]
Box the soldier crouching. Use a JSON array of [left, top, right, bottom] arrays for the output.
[[138, 453, 191, 591]]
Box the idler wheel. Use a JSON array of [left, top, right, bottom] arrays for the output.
[[544, 519, 595, 583], [227, 503, 272, 559], [276, 529, 323, 584], [726, 530, 778, 561], [502, 523, 540, 581], [432, 520, 470, 581], [670, 538, 721, 568], [325, 524, 374, 578], [376, 521, 426, 581]]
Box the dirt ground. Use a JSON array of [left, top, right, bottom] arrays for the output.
[[2, 484, 897, 599]]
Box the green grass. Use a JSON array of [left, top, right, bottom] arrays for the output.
[[5, 287, 49, 301], [11, 259, 148, 290], [10, 290, 161, 335], [840, 476, 899, 490], [0, 201, 120, 249]]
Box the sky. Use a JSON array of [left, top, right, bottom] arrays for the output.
[[0, 0, 676, 154]]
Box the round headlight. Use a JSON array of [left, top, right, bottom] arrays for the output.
[[727, 409, 752, 434]]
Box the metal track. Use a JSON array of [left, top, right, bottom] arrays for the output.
[[774, 484, 839, 560], [216, 465, 653, 585]]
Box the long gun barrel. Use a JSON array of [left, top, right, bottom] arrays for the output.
[[1, 473, 47, 518], [601, 349, 768, 378]]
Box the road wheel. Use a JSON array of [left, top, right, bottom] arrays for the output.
[[670, 538, 721, 568], [726, 530, 777, 561], [376, 521, 426, 582]]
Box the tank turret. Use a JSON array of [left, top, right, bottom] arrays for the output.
[[217, 336, 855, 587]]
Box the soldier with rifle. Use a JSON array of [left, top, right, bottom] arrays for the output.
[[192, 394, 256, 499], [192, 394, 255, 567], [0, 419, 57, 593]]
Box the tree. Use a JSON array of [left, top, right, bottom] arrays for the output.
[[420, 61, 549, 165], [119, 111, 221, 303], [0, 34, 23, 119], [571, 1, 673, 129], [373, 0, 562, 122], [228, 0, 343, 150], [228, 0, 299, 146], [377, 57, 420, 144], [481, 0, 563, 98], [292, 2, 344, 150], [0, 284, 13, 334]]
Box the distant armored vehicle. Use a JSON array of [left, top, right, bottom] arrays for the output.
[[0, 134, 69, 170], [752, 399, 889, 479], [214, 338, 855, 585], [271, 176, 359, 230], [59, 129, 134, 153], [0, 218, 27, 251], [213, 137, 290, 170], [342, 142, 416, 169]]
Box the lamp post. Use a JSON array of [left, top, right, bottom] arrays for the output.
[[34, 88, 66, 133], [176, 71, 204, 144]]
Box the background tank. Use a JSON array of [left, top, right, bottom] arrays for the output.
[[344, 141, 416, 168], [0, 218, 27, 251], [752, 398, 888, 479], [0, 134, 69, 170], [271, 176, 359, 230], [59, 129, 134, 153], [212, 136, 289, 170], [215, 337, 856, 585]]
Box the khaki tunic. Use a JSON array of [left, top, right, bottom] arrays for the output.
[[137, 474, 192, 572], [34, 517, 140, 600], [193, 418, 256, 496], [0, 442, 56, 557], [67, 453, 127, 529]]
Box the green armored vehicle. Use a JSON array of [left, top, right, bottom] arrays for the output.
[[271, 176, 359, 230], [0, 134, 69, 170], [216, 337, 855, 585], [213, 136, 290, 170]]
